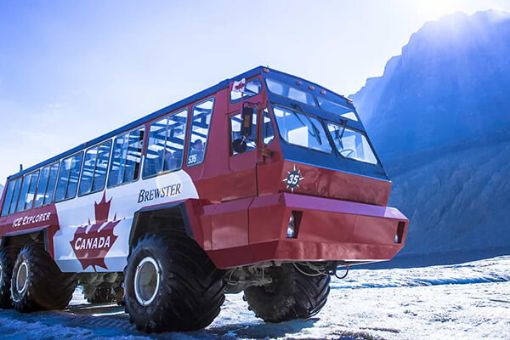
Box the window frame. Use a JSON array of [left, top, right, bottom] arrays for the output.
[[16, 170, 40, 213], [54, 151, 84, 203], [142, 109, 189, 180], [33, 161, 60, 209], [186, 97, 215, 168], [230, 77, 263, 103], [1, 179, 16, 216], [229, 111, 258, 157], [78, 139, 113, 197], [106, 125, 146, 189], [270, 104, 334, 155]]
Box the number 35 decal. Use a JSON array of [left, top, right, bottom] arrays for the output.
[[283, 165, 304, 192]]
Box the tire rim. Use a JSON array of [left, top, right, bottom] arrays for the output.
[[15, 261, 29, 295], [134, 256, 160, 306]]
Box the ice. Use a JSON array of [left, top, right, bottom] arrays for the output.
[[1, 255, 509, 339]]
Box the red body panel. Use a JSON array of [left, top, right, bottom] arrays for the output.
[[196, 193, 407, 269]]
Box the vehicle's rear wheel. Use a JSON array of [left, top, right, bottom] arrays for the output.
[[87, 283, 116, 304], [0, 247, 15, 308], [11, 244, 77, 312], [124, 232, 225, 332], [243, 264, 330, 322]]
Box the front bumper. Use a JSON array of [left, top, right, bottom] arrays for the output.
[[204, 193, 408, 269]]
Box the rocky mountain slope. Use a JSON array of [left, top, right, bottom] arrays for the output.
[[352, 10, 510, 263]]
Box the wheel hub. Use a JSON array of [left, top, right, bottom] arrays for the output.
[[134, 257, 160, 306], [15, 261, 29, 295]]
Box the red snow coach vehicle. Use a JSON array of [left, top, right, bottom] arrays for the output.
[[0, 67, 408, 332]]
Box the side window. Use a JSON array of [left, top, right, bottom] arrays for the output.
[[34, 166, 51, 208], [262, 108, 275, 145], [24, 170, 39, 210], [9, 178, 22, 214], [1, 180, 16, 216], [230, 78, 262, 101], [55, 153, 83, 202], [108, 127, 145, 188], [230, 112, 257, 155], [79, 140, 112, 196], [34, 164, 59, 208], [187, 98, 214, 166], [43, 163, 59, 205], [143, 110, 188, 178], [16, 171, 39, 212]]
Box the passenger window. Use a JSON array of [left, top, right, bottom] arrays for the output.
[[24, 171, 39, 210], [143, 110, 188, 178], [262, 108, 274, 145], [230, 78, 262, 101], [230, 112, 257, 155], [9, 178, 22, 214], [34, 166, 50, 208], [55, 153, 83, 202], [1, 180, 16, 216], [108, 127, 145, 187], [187, 98, 214, 166], [79, 140, 112, 196], [43, 163, 59, 205], [16, 171, 39, 212]]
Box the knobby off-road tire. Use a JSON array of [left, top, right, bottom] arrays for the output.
[[244, 264, 331, 322], [124, 232, 225, 333], [11, 244, 77, 312], [0, 247, 15, 308], [87, 283, 117, 304]]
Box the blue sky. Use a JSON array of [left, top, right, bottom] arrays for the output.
[[1, 0, 509, 182]]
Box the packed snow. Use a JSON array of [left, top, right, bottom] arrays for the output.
[[1, 256, 509, 339]]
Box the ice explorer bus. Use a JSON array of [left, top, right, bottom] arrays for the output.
[[0, 67, 408, 332]]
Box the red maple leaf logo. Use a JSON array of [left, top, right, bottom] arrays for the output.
[[70, 193, 120, 270]]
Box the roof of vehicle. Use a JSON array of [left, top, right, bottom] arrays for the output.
[[7, 66, 351, 180]]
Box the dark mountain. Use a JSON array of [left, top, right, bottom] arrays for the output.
[[352, 10, 510, 265]]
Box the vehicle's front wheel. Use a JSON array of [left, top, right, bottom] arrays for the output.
[[0, 247, 15, 308], [11, 244, 77, 312], [244, 264, 330, 322], [124, 232, 225, 332]]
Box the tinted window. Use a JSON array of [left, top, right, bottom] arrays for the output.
[[9, 178, 22, 214], [24, 171, 39, 210], [108, 127, 145, 187], [262, 108, 275, 145], [143, 110, 188, 178], [16, 171, 39, 212], [328, 124, 377, 164], [317, 97, 358, 121], [266, 78, 316, 107], [55, 153, 83, 202], [79, 140, 112, 196], [230, 112, 257, 155], [230, 78, 262, 101], [187, 98, 214, 166], [1, 180, 16, 216], [34, 166, 51, 208], [273, 106, 331, 153], [43, 163, 59, 205]]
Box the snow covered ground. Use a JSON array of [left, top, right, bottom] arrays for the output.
[[1, 256, 509, 339]]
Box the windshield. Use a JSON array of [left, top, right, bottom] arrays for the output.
[[272, 105, 378, 165], [327, 122, 377, 164], [273, 106, 331, 153]]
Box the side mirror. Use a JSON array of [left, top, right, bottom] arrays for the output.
[[232, 137, 248, 154]]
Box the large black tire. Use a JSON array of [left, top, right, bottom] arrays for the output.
[[87, 283, 116, 304], [124, 232, 225, 333], [11, 244, 77, 312], [0, 247, 15, 308], [244, 264, 330, 322]]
